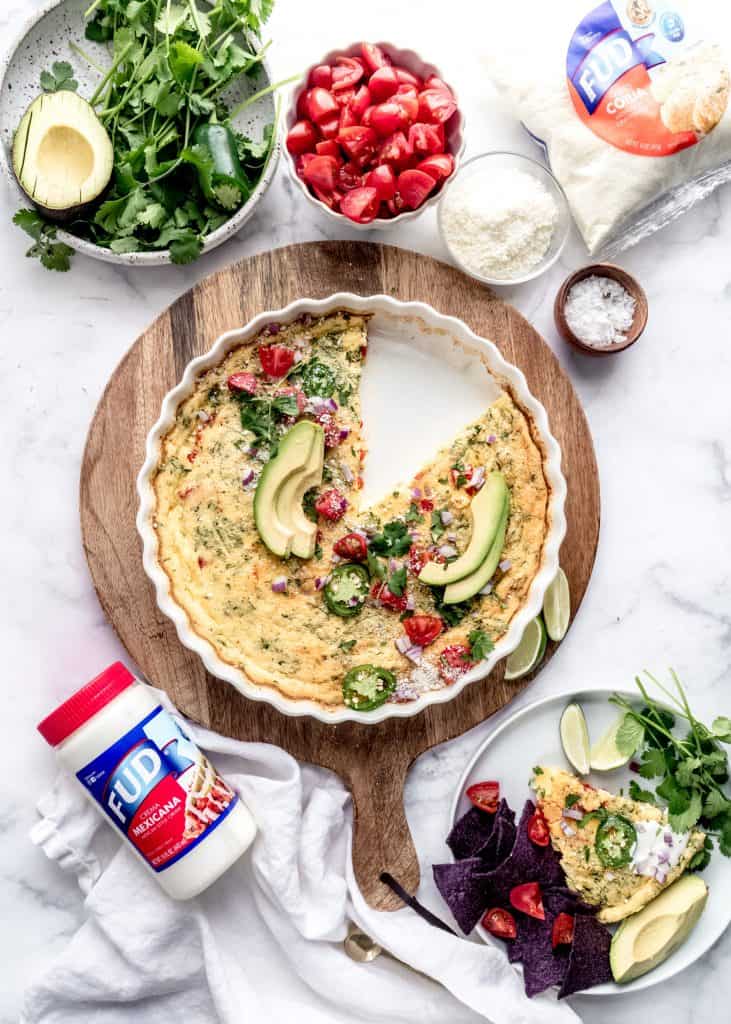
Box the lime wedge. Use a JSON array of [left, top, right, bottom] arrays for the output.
[[560, 702, 591, 775], [590, 714, 632, 771], [543, 568, 570, 642], [504, 617, 547, 680]]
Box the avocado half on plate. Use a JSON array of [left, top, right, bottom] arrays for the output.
[[12, 91, 113, 221]]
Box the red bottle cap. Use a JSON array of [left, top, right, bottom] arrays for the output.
[[37, 662, 136, 747]]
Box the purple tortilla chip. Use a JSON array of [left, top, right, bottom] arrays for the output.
[[447, 806, 496, 860], [558, 914, 613, 998], [478, 801, 565, 906], [432, 858, 490, 934], [478, 807, 517, 872], [512, 888, 588, 997]]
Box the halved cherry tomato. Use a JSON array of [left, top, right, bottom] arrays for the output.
[[361, 42, 389, 73], [404, 614, 443, 648], [368, 65, 399, 101], [337, 162, 363, 191], [333, 533, 368, 561], [286, 120, 317, 155], [302, 155, 338, 193], [312, 184, 340, 209], [332, 55, 364, 91], [438, 644, 474, 684], [258, 344, 294, 378], [309, 65, 333, 89], [418, 88, 457, 124], [350, 85, 371, 120], [337, 125, 376, 165], [365, 164, 396, 201], [552, 913, 575, 949], [316, 140, 342, 160], [308, 87, 340, 125], [466, 780, 500, 813], [408, 122, 444, 155], [370, 101, 407, 137], [362, 105, 376, 127], [333, 86, 356, 108], [227, 372, 258, 395], [378, 131, 412, 168], [482, 907, 517, 940], [315, 488, 348, 521], [396, 168, 436, 209], [425, 75, 453, 95], [509, 882, 545, 921], [319, 116, 341, 140], [370, 580, 408, 612], [339, 104, 358, 131], [340, 185, 380, 223], [394, 89, 419, 124], [527, 810, 550, 847], [395, 67, 424, 91], [417, 153, 455, 181], [296, 88, 311, 120]]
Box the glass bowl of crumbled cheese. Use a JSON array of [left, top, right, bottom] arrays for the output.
[[438, 151, 571, 286]]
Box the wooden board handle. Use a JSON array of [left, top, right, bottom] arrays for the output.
[[345, 745, 419, 911]]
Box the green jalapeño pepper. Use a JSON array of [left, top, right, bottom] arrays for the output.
[[343, 665, 397, 711], [192, 122, 252, 211], [323, 563, 369, 617], [595, 815, 637, 868]]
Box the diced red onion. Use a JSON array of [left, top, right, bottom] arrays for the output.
[[446, 532, 457, 543], [499, 559, 512, 572], [242, 469, 255, 487], [470, 466, 486, 490], [331, 553, 342, 564], [656, 849, 670, 865], [604, 872, 615, 881], [389, 558, 399, 573], [479, 582, 493, 596], [341, 463, 354, 484], [197, 409, 211, 423], [411, 486, 422, 500], [405, 593, 415, 611], [409, 530, 421, 542], [395, 635, 411, 654], [664, 832, 673, 846], [314, 575, 331, 591], [655, 868, 668, 885], [559, 821, 575, 837], [404, 645, 423, 664], [487, 434, 496, 444], [438, 544, 457, 559], [271, 577, 287, 593], [265, 322, 280, 335], [440, 509, 453, 526], [563, 807, 583, 821], [338, 427, 350, 442]]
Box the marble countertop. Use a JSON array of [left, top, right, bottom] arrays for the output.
[[2, 1, 731, 1020]]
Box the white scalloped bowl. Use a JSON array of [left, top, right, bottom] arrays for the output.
[[137, 294, 567, 724], [284, 42, 465, 230]]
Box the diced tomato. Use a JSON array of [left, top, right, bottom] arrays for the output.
[[312, 185, 339, 209], [315, 488, 348, 521], [368, 65, 399, 101], [337, 162, 363, 191], [466, 780, 500, 813], [308, 87, 340, 125], [527, 810, 550, 847], [333, 533, 368, 561], [370, 101, 407, 137], [332, 55, 364, 91], [396, 168, 436, 209], [319, 116, 340, 139], [316, 140, 342, 160], [408, 122, 444, 155], [370, 580, 408, 612], [302, 155, 338, 193], [340, 186, 380, 223], [419, 498, 434, 512], [362, 105, 375, 127], [482, 908, 517, 941], [361, 42, 389, 73], [286, 120, 317, 156], [438, 644, 475, 684], [333, 86, 356, 108], [350, 85, 371, 119], [425, 75, 454, 95], [337, 125, 377, 165], [404, 614, 443, 648], [226, 372, 258, 395], [309, 64, 333, 89], [339, 104, 358, 131], [258, 344, 294, 378], [417, 153, 455, 181], [365, 164, 396, 201], [378, 131, 412, 168], [296, 88, 311, 120], [509, 882, 545, 921], [418, 88, 457, 124], [393, 89, 419, 125], [552, 913, 575, 949], [395, 67, 424, 91], [407, 545, 429, 576]]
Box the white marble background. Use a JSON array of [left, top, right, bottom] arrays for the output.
[[1, 0, 730, 1020]]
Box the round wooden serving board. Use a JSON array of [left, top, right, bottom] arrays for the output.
[[80, 242, 600, 911]]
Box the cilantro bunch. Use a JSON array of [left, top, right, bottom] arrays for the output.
[[611, 671, 731, 868], [15, 0, 283, 268]]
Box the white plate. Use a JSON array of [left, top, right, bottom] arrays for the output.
[[0, 0, 280, 266], [450, 689, 731, 996], [136, 293, 567, 723]]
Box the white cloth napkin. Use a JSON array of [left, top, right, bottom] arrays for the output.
[[23, 691, 579, 1024]]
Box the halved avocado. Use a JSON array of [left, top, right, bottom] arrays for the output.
[[419, 472, 509, 587], [442, 491, 510, 604], [12, 91, 113, 221], [254, 422, 318, 557], [276, 423, 325, 559]]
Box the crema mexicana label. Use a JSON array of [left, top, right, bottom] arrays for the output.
[[77, 706, 238, 871], [567, 1, 729, 155]]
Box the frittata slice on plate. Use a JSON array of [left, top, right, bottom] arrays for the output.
[[532, 766, 705, 923]]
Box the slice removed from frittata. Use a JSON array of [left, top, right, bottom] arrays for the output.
[[532, 766, 705, 923]]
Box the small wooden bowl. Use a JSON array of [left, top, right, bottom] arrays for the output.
[[554, 263, 648, 356]]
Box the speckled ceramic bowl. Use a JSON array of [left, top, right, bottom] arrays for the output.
[[0, 0, 280, 266], [284, 42, 465, 230]]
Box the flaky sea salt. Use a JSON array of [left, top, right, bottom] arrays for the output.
[[564, 275, 636, 348]]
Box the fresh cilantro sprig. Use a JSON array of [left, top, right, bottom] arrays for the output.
[[611, 671, 731, 863], [467, 629, 494, 661], [40, 61, 78, 93], [369, 520, 412, 558], [13, 210, 73, 271]]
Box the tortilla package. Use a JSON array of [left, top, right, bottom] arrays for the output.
[[485, 1, 731, 253]]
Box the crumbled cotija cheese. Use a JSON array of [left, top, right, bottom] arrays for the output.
[[564, 276, 636, 347], [441, 169, 559, 280]]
